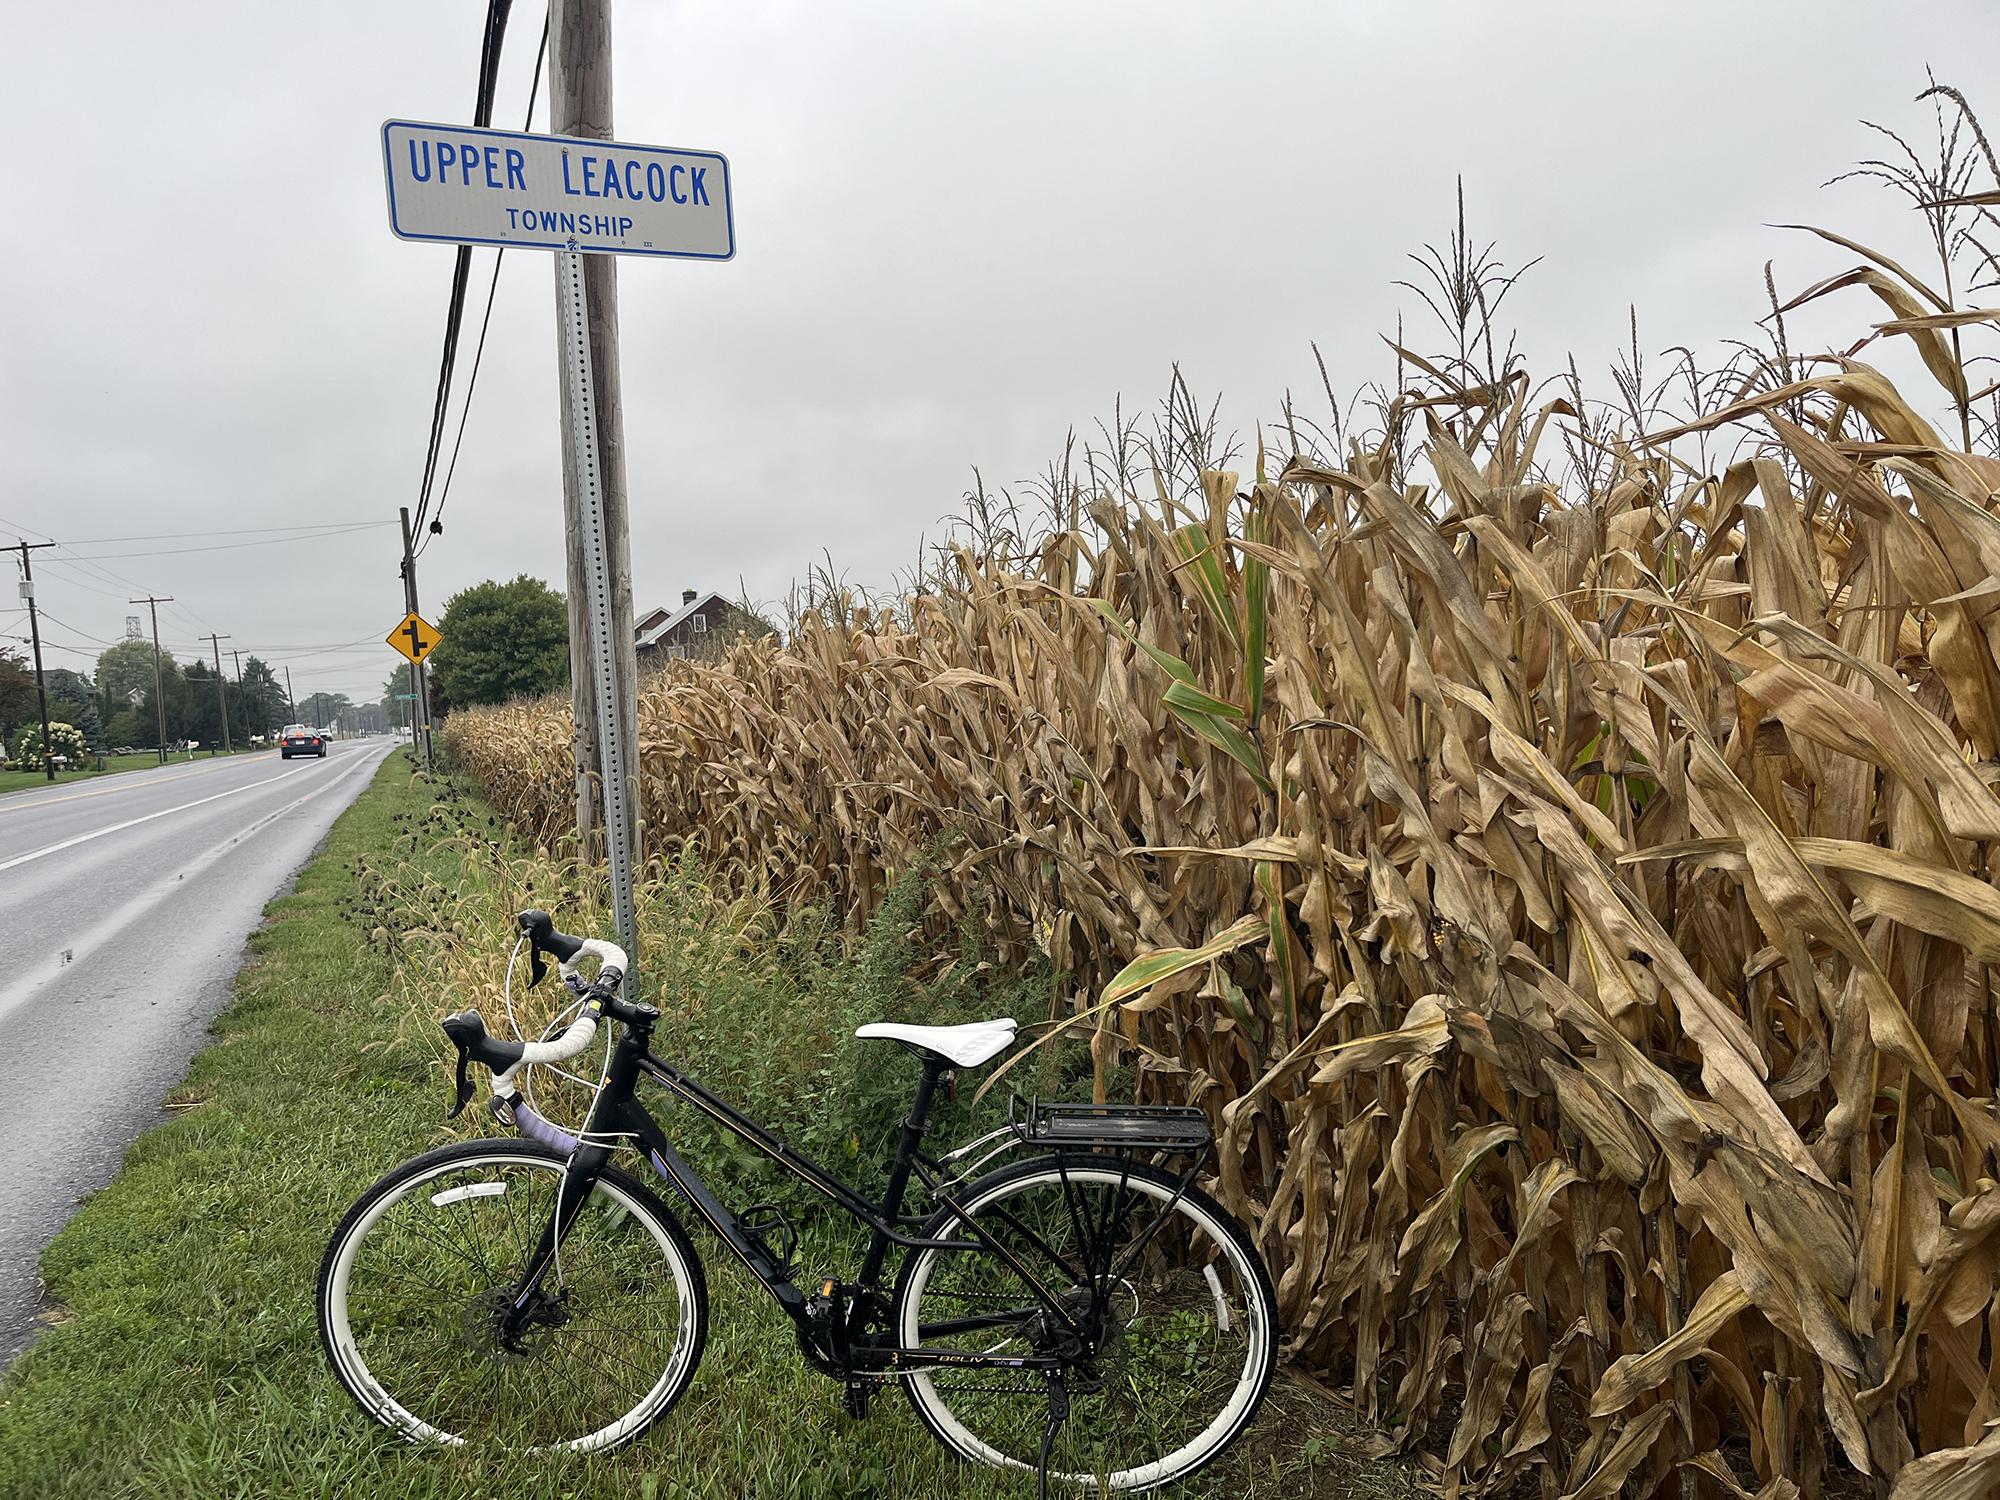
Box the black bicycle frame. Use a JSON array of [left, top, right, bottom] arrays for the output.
[[505, 1007, 1085, 1376]]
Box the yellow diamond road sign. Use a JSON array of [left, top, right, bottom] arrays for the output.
[[388, 612, 440, 664]]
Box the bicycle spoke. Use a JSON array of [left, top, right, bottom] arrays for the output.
[[897, 1160, 1273, 1489], [323, 1147, 706, 1454]]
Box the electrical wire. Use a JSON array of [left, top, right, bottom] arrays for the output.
[[420, 6, 552, 559], [56, 531, 394, 562], [410, 0, 522, 546], [34, 610, 123, 648], [44, 522, 395, 546]]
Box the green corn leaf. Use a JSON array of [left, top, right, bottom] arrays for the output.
[[1169, 704, 1273, 792], [1172, 525, 1244, 652], [1087, 596, 1269, 789], [1244, 504, 1270, 725], [1164, 680, 1246, 720], [1220, 971, 1264, 1046], [1257, 859, 1298, 1043], [1086, 598, 1196, 685], [1100, 912, 1269, 1007]]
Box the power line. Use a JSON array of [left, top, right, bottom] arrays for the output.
[[59, 526, 393, 561], [420, 5, 552, 557], [410, 0, 524, 548], [50, 522, 394, 545], [33, 610, 123, 648]]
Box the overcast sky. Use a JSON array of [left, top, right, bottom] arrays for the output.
[[4, 1, 1996, 704]]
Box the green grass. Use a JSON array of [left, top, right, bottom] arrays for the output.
[[0, 746, 271, 795], [0, 751, 1385, 1500]]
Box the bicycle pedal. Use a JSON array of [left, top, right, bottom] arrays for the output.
[[842, 1375, 878, 1420]]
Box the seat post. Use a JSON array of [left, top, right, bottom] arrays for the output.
[[857, 1052, 948, 1287]]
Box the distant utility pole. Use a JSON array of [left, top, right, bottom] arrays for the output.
[[11, 541, 57, 781], [129, 595, 173, 766], [200, 633, 231, 755], [551, 0, 642, 865], [284, 665, 296, 724], [398, 506, 433, 771]]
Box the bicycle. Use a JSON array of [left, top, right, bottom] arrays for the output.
[[318, 910, 1278, 1494]]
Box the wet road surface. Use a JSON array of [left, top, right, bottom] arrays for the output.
[[0, 738, 398, 1363]]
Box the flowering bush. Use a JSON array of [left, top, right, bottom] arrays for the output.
[[10, 721, 90, 771]]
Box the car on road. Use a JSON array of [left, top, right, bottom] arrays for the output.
[[281, 725, 327, 759]]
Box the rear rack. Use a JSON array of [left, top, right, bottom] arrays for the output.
[[1008, 1096, 1213, 1153]]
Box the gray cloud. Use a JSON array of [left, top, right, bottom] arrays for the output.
[[4, 0, 1991, 699]]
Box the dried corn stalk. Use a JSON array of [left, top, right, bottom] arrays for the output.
[[448, 347, 2000, 1497]]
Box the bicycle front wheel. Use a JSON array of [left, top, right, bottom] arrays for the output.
[[318, 1139, 707, 1453], [894, 1156, 1276, 1492]]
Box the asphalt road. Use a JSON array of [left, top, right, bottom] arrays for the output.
[[0, 737, 400, 1364]]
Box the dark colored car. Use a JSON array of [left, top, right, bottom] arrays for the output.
[[281, 724, 326, 759]]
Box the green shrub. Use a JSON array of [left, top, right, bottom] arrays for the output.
[[9, 720, 89, 771]]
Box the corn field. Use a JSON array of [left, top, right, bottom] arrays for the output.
[[445, 94, 2000, 1500]]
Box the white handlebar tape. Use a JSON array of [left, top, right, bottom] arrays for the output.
[[492, 938, 626, 1093], [558, 937, 628, 980], [518, 1013, 601, 1064]]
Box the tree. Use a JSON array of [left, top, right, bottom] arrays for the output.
[[427, 575, 569, 707], [105, 707, 147, 750], [44, 668, 105, 751], [380, 661, 419, 730], [297, 690, 353, 729], [0, 647, 33, 743], [95, 639, 169, 712], [239, 657, 285, 739]]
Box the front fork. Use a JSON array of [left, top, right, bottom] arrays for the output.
[[500, 1139, 613, 1338]]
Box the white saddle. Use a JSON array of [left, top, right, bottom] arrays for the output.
[[854, 1017, 1018, 1068]]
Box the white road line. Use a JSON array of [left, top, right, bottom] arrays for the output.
[[0, 752, 282, 815], [0, 743, 393, 1025], [0, 764, 308, 873]]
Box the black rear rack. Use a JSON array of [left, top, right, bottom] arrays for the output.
[[1008, 1096, 1213, 1153]]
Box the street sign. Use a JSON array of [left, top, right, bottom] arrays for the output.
[[380, 120, 734, 261], [387, 612, 440, 664]]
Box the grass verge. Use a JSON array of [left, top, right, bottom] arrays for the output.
[[0, 751, 1407, 1500]]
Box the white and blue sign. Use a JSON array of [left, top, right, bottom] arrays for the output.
[[380, 120, 733, 260]]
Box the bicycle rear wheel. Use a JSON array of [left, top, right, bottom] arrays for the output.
[[318, 1139, 707, 1453], [894, 1156, 1276, 1492]]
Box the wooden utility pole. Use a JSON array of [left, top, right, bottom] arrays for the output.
[[398, 506, 433, 771], [11, 541, 56, 780], [200, 633, 231, 755], [551, 0, 642, 864], [129, 596, 173, 765]]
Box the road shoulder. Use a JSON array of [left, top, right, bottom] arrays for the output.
[[0, 750, 452, 1496]]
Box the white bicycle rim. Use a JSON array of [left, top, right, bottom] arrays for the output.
[[323, 1146, 701, 1453], [899, 1163, 1273, 1491]]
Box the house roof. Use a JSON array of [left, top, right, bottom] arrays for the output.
[[636, 591, 731, 650]]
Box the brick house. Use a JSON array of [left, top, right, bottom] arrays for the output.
[[636, 589, 759, 667]]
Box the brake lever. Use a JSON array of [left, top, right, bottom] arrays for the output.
[[517, 908, 572, 989], [447, 1041, 475, 1120]]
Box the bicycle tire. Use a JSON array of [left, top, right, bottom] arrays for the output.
[[318, 1138, 708, 1453], [893, 1155, 1277, 1492]]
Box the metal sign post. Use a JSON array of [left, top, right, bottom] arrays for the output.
[[554, 244, 637, 967], [381, 111, 733, 990]]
